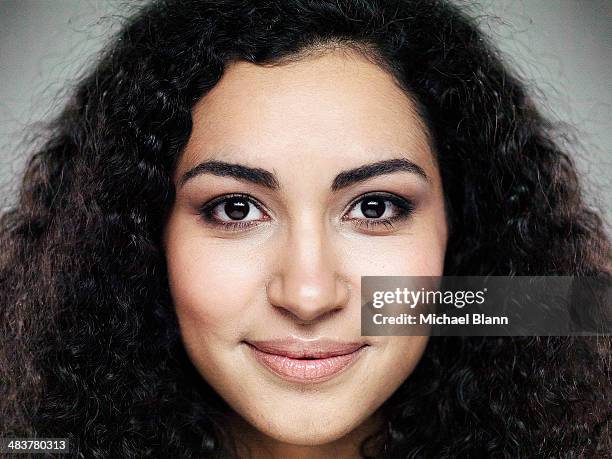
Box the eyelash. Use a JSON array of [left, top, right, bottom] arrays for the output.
[[198, 192, 415, 232], [342, 192, 415, 231], [198, 193, 267, 232]]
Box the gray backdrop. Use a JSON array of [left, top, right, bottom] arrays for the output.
[[0, 0, 610, 224]]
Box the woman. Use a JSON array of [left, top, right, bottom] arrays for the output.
[[1, 0, 609, 457]]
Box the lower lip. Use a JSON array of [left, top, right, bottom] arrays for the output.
[[247, 344, 368, 384]]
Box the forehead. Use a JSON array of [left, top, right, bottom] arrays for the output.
[[176, 48, 436, 182]]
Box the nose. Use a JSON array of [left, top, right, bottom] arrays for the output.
[[266, 224, 351, 323]]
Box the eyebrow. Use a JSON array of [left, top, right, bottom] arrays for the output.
[[179, 160, 280, 189], [178, 158, 428, 191], [331, 158, 428, 191]]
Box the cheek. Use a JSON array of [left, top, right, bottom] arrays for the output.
[[164, 229, 266, 340], [342, 194, 448, 277], [344, 226, 447, 277], [382, 335, 429, 384]]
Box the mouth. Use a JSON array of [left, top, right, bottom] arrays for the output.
[[244, 337, 370, 384]]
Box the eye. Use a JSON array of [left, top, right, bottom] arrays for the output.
[[342, 192, 415, 231], [199, 194, 270, 230]]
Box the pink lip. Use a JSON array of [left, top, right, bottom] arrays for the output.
[[245, 337, 369, 384]]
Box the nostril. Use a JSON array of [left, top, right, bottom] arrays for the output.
[[272, 304, 342, 325], [266, 271, 351, 322]]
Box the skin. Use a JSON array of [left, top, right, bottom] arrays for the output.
[[163, 48, 448, 458]]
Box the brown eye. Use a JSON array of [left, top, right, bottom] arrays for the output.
[[199, 193, 268, 227], [345, 193, 414, 222], [224, 196, 250, 220], [360, 197, 386, 218]]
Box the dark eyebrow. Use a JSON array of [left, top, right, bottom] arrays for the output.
[[179, 160, 280, 190], [331, 158, 428, 191], [179, 157, 428, 191]]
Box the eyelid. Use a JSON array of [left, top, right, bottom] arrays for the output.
[[201, 193, 267, 212], [198, 191, 414, 232], [199, 193, 271, 222], [342, 191, 413, 218]]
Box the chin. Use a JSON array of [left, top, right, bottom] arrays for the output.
[[252, 413, 362, 446]]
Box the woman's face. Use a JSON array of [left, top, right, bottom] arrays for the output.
[[163, 49, 448, 450]]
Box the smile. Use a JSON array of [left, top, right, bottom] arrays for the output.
[[244, 338, 369, 384]]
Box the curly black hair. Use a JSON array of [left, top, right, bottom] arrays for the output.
[[1, 0, 610, 457]]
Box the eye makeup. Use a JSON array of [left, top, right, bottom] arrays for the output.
[[341, 191, 415, 231], [197, 191, 415, 233], [198, 193, 270, 232]]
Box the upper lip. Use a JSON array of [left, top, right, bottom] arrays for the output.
[[245, 337, 368, 359]]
